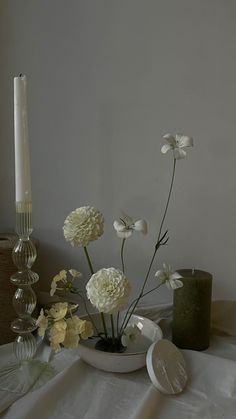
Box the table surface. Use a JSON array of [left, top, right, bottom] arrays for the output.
[[0, 303, 236, 419]]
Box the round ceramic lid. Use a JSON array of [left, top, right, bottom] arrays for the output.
[[146, 339, 188, 394]]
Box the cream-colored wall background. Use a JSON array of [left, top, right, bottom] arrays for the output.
[[0, 0, 235, 304]]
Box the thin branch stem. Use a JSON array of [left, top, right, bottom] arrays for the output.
[[120, 158, 176, 334], [157, 158, 176, 242], [116, 238, 126, 334]]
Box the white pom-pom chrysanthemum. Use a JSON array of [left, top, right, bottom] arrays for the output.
[[63, 206, 104, 247], [86, 268, 131, 314]]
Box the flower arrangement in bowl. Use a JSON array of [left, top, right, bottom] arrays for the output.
[[36, 134, 193, 371]]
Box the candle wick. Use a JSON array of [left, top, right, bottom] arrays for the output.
[[19, 73, 23, 77]]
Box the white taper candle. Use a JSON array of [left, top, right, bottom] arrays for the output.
[[14, 75, 32, 203]]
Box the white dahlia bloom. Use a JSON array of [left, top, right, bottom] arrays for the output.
[[86, 268, 131, 314], [63, 206, 104, 247]]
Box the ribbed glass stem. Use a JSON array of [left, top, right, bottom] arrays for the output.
[[11, 201, 38, 361]]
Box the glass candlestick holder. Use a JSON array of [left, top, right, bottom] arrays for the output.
[[0, 202, 54, 394]]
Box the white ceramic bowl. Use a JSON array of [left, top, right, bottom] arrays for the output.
[[77, 313, 163, 373]]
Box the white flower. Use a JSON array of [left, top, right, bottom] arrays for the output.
[[63, 327, 80, 349], [50, 270, 67, 296], [161, 133, 193, 159], [77, 319, 94, 339], [50, 269, 82, 296], [63, 317, 93, 349], [63, 206, 104, 247], [121, 324, 141, 347], [48, 302, 68, 321], [36, 309, 48, 337], [86, 268, 131, 314], [113, 213, 147, 239], [155, 263, 183, 290], [69, 269, 81, 278], [49, 319, 67, 352]]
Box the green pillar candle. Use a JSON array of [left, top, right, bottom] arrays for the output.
[[172, 269, 212, 351]]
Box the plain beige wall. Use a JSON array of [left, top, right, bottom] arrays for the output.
[[0, 0, 235, 303]]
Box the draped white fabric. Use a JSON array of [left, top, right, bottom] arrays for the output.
[[0, 301, 236, 419]]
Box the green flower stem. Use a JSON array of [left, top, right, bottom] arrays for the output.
[[83, 246, 108, 339], [116, 312, 120, 336], [139, 282, 163, 299], [121, 238, 126, 273], [116, 238, 126, 334], [101, 312, 108, 338], [83, 246, 94, 275], [157, 157, 176, 243], [120, 158, 176, 334], [110, 315, 115, 344]]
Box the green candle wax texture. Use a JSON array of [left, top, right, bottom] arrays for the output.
[[172, 269, 212, 351]]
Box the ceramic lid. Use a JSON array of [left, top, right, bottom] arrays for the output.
[[146, 339, 188, 394]]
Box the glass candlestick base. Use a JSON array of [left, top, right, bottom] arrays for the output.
[[0, 202, 55, 393]]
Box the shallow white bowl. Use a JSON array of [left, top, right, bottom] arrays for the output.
[[77, 313, 163, 373]]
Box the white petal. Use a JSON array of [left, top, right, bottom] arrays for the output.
[[69, 269, 82, 278], [133, 219, 148, 235], [117, 230, 133, 239], [120, 211, 133, 226], [170, 272, 183, 280], [113, 220, 126, 232], [174, 148, 186, 159], [168, 278, 183, 290], [165, 280, 172, 290], [161, 144, 173, 154], [163, 262, 171, 273], [176, 134, 193, 148], [163, 134, 176, 145], [155, 270, 165, 282], [121, 335, 128, 347]]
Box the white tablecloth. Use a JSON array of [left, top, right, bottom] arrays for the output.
[[0, 302, 236, 419]]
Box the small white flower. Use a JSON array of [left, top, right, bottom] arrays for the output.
[[161, 133, 193, 160], [63, 327, 80, 349], [121, 324, 141, 347], [49, 319, 67, 352], [50, 269, 82, 296], [77, 319, 94, 340], [63, 206, 104, 247], [155, 263, 183, 290], [48, 302, 68, 321], [63, 317, 93, 349], [69, 269, 82, 278], [113, 212, 147, 239], [86, 267, 131, 314], [36, 309, 48, 337], [50, 270, 67, 296]]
